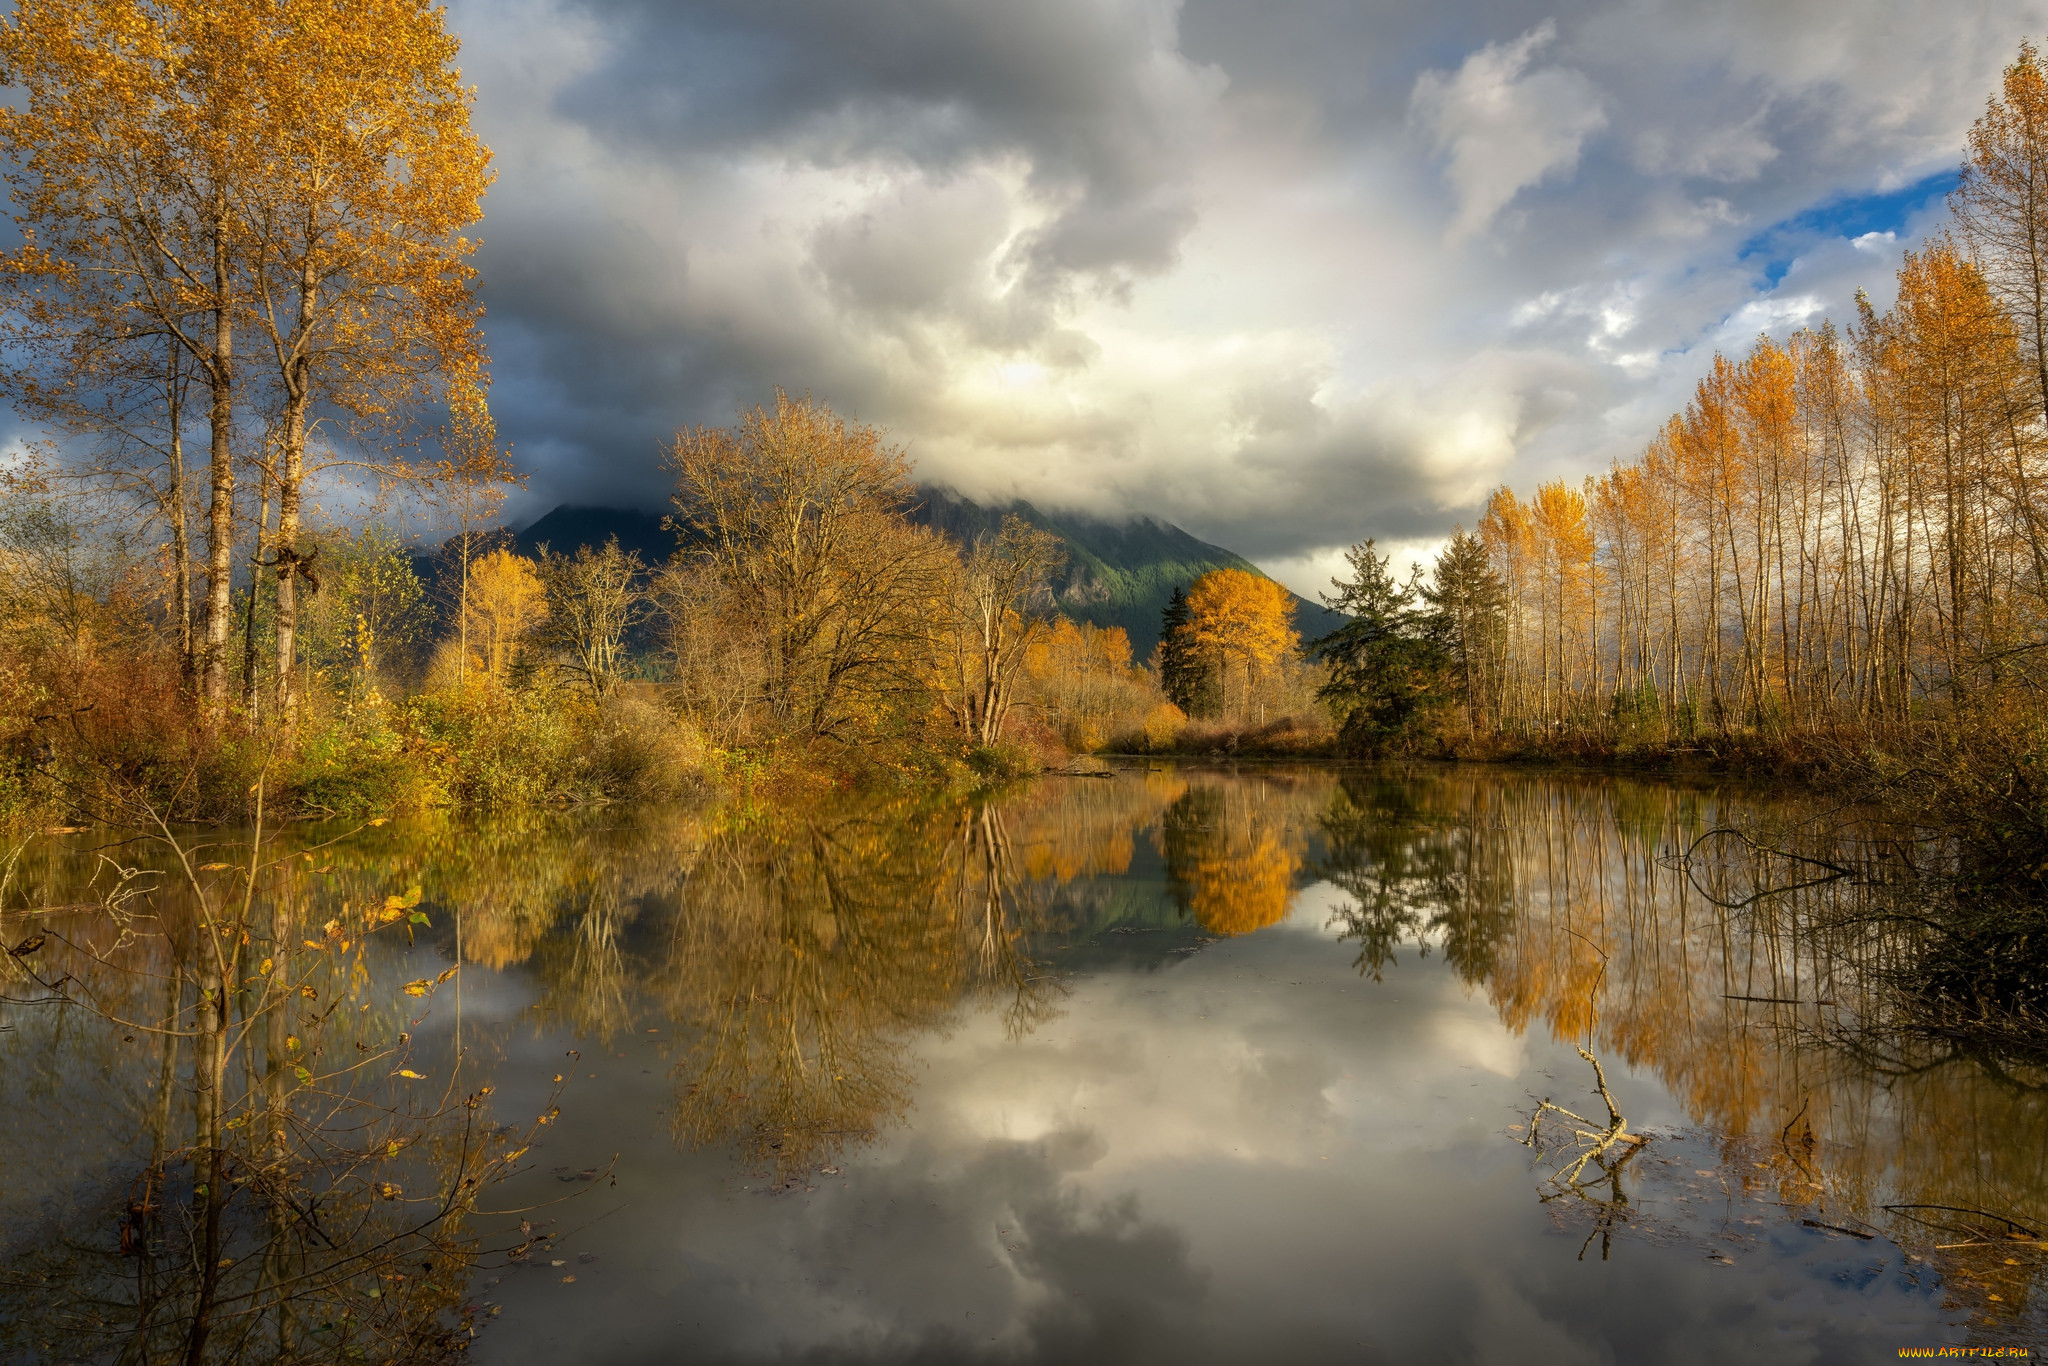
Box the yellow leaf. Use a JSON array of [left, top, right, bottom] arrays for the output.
[[259, 957, 273, 975], [302, 940, 323, 950], [197, 862, 232, 871], [435, 966, 459, 983], [369, 818, 388, 826], [402, 980, 430, 997], [396, 1069, 426, 1080]]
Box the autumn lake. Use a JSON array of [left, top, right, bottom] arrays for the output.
[[4, 763, 2043, 1363]]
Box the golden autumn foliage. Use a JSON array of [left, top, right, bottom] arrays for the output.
[[461, 550, 548, 684], [0, 0, 496, 718], [1184, 567, 1299, 719], [1385, 44, 2048, 772], [1021, 618, 1164, 751], [1467, 245, 2048, 741], [1161, 782, 1305, 936], [240, 0, 496, 713], [940, 515, 1065, 747], [1, 0, 256, 703], [663, 391, 952, 745]]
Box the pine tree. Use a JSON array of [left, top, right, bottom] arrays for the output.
[[1157, 585, 1213, 715], [1313, 539, 1448, 753], [1420, 529, 1508, 733]]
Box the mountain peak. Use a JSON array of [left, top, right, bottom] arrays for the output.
[[909, 486, 1340, 655], [499, 492, 1341, 657]]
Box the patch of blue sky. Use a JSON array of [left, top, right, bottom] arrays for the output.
[[1738, 168, 1959, 288]]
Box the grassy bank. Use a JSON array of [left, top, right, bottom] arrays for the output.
[[0, 670, 1050, 831]]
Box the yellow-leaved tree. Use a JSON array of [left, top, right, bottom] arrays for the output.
[[462, 549, 548, 685], [0, 0, 497, 719], [1161, 782, 1303, 935], [942, 515, 1065, 747], [239, 0, 496, 714], [0, 0, 265, 705], [663, 392, 951, 742], [1183, 567, 1298, 720]]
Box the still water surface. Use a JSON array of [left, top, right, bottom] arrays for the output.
[[6, 763, 2045, 1362]]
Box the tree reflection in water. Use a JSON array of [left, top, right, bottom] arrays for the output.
[[1298, 766, 2048, 1336], [421, 796, 1108, 1182], [0, 814, 541, 1365], [11, 764, 2047, 1350], [1160, 776, 1314, 938], [329, 768, 2048, 1336]]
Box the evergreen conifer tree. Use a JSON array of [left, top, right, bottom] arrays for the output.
[[1419, 529, 1508, 734], [1157, 585, 1215, 715], [1312, 539, 1448, 753]]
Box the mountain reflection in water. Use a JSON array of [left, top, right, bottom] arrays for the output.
[[4, 764, 2042, 1362]]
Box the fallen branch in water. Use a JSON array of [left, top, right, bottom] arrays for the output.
[[1725, 994, 1837, 1006], [1801, 1218, 1875, 1239], [1883, 1203, 2040, 1238], [1523, 1046, 1647, 1187]]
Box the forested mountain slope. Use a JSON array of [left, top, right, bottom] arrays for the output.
[[503, 492, 1343, 658], [908, 489, 1342, 656]]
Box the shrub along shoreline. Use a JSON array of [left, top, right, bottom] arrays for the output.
[[2, 395, 1191, 830]]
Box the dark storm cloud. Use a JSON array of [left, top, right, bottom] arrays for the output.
[[556, 0, 1213, 288], [446, 0, 2048, 588], [455, 0, 1219, 515]]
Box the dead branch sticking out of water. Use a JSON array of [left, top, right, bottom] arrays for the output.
[[1522, 1046, 1648, 1189], [1517, 1047, 1654, 1262]]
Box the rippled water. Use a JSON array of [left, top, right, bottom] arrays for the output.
[[4, 763, 2044, 1362]]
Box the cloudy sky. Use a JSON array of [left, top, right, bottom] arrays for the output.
[[450, 0, 2048, 594]]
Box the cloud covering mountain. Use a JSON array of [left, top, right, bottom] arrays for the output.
[[450, 0, 2047, 593]]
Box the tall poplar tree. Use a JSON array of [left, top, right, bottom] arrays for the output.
[[0, 0, 496, 718], [240, 0, 495, 714], [0, 0, 262, 707], [1957, 40, 2048, 423]]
